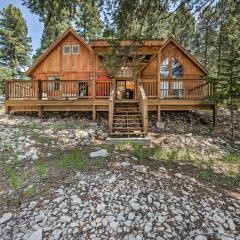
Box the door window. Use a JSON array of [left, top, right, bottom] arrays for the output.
[[48, 77, 61, 91]]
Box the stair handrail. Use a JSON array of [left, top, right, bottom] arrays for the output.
[[137, 79, 148, 135], [109, 85, 115, 132]]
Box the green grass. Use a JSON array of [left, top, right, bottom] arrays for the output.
[[26, 185, 37, 198], [35, 162, 48, 179], [225, 152, 240, 162], [58, 147, 89, 170], [9, 170, 27, 189]]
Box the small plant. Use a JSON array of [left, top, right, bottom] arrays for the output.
[[175, 124, 185, 134], [58, 147, 89, 170], [225, 152, 240, 162], [35, 162, 48, 179], [115, 141, 133, 151], [132, 144, 153, 161], [198, 169, 210, 181], [26, 185, 37, 198], [9, 170, 26, 189], [153, 148, 170, 160], [95, 157, 107, 166]]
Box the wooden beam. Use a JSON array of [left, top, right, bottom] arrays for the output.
[[92, 105, 96, 121], [38, 106, 43, 118], [157, 105, 161, 121]]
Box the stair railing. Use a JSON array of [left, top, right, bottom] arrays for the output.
[[137, 79, 148, 135], [109, 85, 115, 132]]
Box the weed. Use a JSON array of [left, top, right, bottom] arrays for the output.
[[175, 124, 185, 134], [95, 157, 107, 167], [198, 169, 210, 181], [9, 170, 26, 189], [26, 185, 37, 198], [31, 132, 52, 144], [58, 147, 89, 170], [225, 152, 240, 162], [153, 148, 170, 160], [115, 142, 133, 151], [35, 162, 48, 179], [132, 144, 153, 161]]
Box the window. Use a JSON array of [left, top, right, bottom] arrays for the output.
[[160, 81, 169, 97], [172, 57, 183, 78], [172, 81, 183, 96], [72, 45, 80, 54], [63, 45, 71, 55], [48, 77, 61, 91], [160, 58, 169, 78]]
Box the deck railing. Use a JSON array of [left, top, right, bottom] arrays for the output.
[[137, 79, 148, 135], [140, 79, 212, 99], [6, 80, 112, 100]]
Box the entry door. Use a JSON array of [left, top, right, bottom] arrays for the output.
[[116, 81, 126, 99]]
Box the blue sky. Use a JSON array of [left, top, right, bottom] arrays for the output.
[[0, 0, 43, 54]]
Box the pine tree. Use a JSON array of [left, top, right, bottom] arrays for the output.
[[75, 1, 102, 41], [0, 4, 32, 78], [217, 12, 240, 139], [170, 5, 196, 49]]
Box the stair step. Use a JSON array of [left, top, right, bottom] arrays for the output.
[[110, 132, 145, 136], [115, 108, 139, 111], [114, 114, 141, 117], [112, 127, 143, 131], [113, 123, 142, 126]]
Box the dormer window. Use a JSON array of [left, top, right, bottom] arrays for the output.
[[72, 45, 80, 54], [63, 45, 71, 55]]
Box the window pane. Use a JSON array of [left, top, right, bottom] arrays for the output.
[[160, 81, 169, 96], [172, 57, 183, 78], [72, 45, 80, 54], [160, 58, 169, 78]]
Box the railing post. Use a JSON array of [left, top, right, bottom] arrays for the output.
[[38, 80, 42, 100], [5, 81, 9, 100]]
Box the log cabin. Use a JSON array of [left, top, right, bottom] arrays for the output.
[[4, 27, 216, 138]]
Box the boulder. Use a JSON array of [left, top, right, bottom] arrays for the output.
[[90, 149, 109, 158]]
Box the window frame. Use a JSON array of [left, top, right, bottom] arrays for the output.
[[47, 76, 62, 91], [72, 45, 80, 55], [63, 45, 71, 55]]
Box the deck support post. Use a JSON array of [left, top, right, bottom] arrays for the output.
[[157, 105, 161, 122], [5, 106, 10, 114], [213, 104, 217, 129], [92, 105, 96, 121], [38, 107, 43, 118]]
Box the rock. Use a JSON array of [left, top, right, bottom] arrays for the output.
[[0, 213, 13, 224], [144, 224, 152, 233], [105, 216, 116, 223], [60, 215, 71, 223], [156, 122, 165, 129], [17, 154, 26, 161], [129, 202, 141, 211], [29, 201, 38, 208], [128, 212, 135, 220], [108, 175, 117, 183], [195, 235, 207, 240], [90, 149, 109, 158], [71, 195, 81, 204], [28, 228, 42, 240], [109, 221, 119, 232], [174, 173, 182, 178], [228, 219, 235, 231], [133, 165, 147, 173], [96, 203, 105, 213], [175, 215, 183, 221]]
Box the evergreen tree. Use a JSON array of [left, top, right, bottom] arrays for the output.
[[0, 66, 11, 95], [170, 5, 196, 48], [74, 1, 102, 41], [216, 8, 240, 139], [0, 4, 32, 78]]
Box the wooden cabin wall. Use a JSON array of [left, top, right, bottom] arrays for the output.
[[141, 57, 158, 80], [160, 42, 204, 78], [31, 33, 94, 80]]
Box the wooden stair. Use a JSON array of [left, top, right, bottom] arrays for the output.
[[110, 101, 145, 138]]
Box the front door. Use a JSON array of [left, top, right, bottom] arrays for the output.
[[116, 80, 135, 99]]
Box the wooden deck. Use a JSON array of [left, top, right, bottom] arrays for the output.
[[4, 79, 216, 133]]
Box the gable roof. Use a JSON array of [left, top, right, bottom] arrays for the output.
[[26, 27, 93, 76], [161, 37, 208, 74]]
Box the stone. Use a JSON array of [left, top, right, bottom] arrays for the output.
[[195, 235, 207, 240], [71, 195, 81, 204], [29, 201, 38, 208], [128, 212, 135, 220], [60, 216, 71, 223], [17, 154, 26, 161], [0, 213, 13, 224], [175, 215, 183, 222], [109, 175, 117, 183], [96, 203, 105, 213], [156, 122, 165, 129], [105, 216, 116, 223], [129, 201, 141, 211], [174, 173, 182, 179], [109, 221, 119, 232], [144, 224, 152, 233], [28, 228, 42, 240], [133, 165, 147, 173], [228, 219, 235, 231], [90, 149, 109, 158]]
